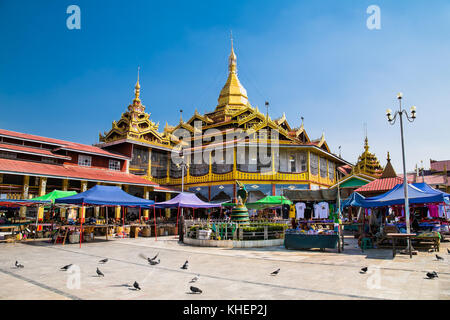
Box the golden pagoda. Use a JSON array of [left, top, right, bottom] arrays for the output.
[[352, 137, 383, 177], [99, 68, 171, 148], [98, 39, 351, 202]]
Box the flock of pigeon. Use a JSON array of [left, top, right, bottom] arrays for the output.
[[359, 249, 449, 279], [12, 247, 449, 295]]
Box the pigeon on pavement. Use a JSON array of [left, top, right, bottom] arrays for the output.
[[190, 274, 200, 283], [436, 254, 444, 261], [99, 258, 108, 264], [149, 253, 159, 261], [190, 286, 202, 294], [149, 259, 160, 265], [447, 248, 450, 254], [15, 261, 24, 268], [181, 260, 188, 270], [360, 267, 368, 274], [426, 271, 438, 279], [96, 267, 104, 277], [60, 264, 73, 271], [133, 281, 141, 290], [270, 268, 280, 276]]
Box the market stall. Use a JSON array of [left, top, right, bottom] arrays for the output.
[[345, 182, 450, 255], [282, 188, 344, 252], [155, 192, 222, 229], [0, 199, 51, 242], [55, 185, 156, 247]]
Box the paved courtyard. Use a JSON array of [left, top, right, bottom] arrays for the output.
[[1, 235, 449, 300]]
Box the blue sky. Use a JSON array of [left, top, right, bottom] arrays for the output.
[[0, 0, 449, 172]]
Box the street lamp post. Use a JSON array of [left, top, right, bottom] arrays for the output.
[[178, 148, 188, 243], [386, 93, 416, 251]]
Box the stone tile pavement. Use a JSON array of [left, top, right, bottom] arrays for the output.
[[0, 235, 449, 300]]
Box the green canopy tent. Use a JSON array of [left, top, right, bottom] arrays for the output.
[[246, 195, 293, 210], [29, 190, 78, 240], [31, 190, 77, 203]]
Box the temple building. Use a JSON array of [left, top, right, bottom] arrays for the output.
[[0, 128, 172, 220], [98, 40, 352, 203], [331, 137, 385, 198]]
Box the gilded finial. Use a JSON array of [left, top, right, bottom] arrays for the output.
[[134, 66, 141, 102], [229, 31, 237, 73], [180, 109, 183, 123], [387, 151, 391, 162], [364, 136, 369, 152]]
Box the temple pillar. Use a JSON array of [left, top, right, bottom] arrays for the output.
[[19, 175, 30, 218], [79, 181, 87, 221], [143, 186, 150, 220], [37, 177, 47, 221], [60, 179, 69, 219], [165, 192, 171, 218], [115, 184, 122, 219], [94, 182, 101, 218]]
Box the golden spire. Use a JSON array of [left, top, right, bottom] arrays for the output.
[[215, 33, 249, 113], [229, 31, 237, 74], [134, 66, 141, 103]]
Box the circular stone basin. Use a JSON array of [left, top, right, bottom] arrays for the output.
[[183, 237, 284, 248]]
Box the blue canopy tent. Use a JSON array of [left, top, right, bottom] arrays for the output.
[[360, 183, 449, 208], [412, 183, 450, 197], [341, 192, 366, 209], [55, 185, 157, 247]]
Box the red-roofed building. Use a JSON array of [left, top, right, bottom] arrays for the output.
[[354, 177, 408, 196], [0, 128, 179, 219], [399, 159, 450, 193]]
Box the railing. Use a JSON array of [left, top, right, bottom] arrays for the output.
[[185, 219, 289, 241]]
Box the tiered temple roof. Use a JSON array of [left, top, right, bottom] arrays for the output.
[[352, 137, 383, 177], [100, 39, 336, 154]]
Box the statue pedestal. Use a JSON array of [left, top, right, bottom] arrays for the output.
[[231, 205, 250, 225]]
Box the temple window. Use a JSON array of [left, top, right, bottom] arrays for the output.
[[320, 157, 327, 178], [299, 152, 307, 172], [211, 149, 233, 174], [190, 152, 209, 176], [289, 155, 296, 173], [109, 159, 121, 171], [151, 150, 168, 179], [310, 153, 318, 175], [78, 155, 92, 167], [131, 146, 148, 168], [328, 161, 335, 180], [42, 157, 59, 164], [0, 151, 17, 159]]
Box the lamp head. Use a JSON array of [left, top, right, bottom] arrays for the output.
[[386, 108, 392, 121], [410, 105, 416, 119], [397, 92, 403, 100]]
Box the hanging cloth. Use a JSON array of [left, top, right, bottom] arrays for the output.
[[295, 202, 306, 219]]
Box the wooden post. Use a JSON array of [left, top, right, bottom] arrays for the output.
[[264, 225, 268, 240]]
